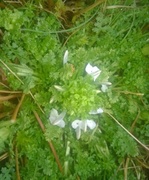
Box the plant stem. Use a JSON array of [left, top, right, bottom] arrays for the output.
[[33, 111, 63, 174], [0, 90, 22, 94], [0, 152, 9, 161], [106, 112, 149, 152], [124, 157, 129, 180], [11, 94, 25, 122], [15, 145, 21, 180], [0, 59, 44, 114], [0, 94, 22, 102], [79, 0, 105, 15], [130, 109, 140, 133]]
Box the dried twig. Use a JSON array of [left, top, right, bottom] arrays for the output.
[[79, 0, 105, 15], [136, 158, 149, 169], [0, 90, 22, 94], [124, 157, 130, 180], [0, 94, 22, 102], [0, 152, 9, 161], [11, 94, 25, 122], [0, 60, 44, 114], [123, 109, 141, 180]]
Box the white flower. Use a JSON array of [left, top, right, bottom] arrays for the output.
[[49, 109, 66, 128], [101, 82, 112, 92], [72, 120, 96, 139], [63, 50, 68, 65], [101, 84, 108, 92], [85, 63, 101, 81], [89, 108, 104, 115]]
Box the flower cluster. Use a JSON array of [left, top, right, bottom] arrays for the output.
[[48, 50, 111, 139], [72, 120, 96, 139]]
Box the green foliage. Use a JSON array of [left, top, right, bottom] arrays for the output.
[[0, 0, 149, 179], [111, 128, 138, 157], [50, 77, 100, 119], [0, 166, 15, 180], [0, 121, 13, 153], [0, 128, 9, 153]]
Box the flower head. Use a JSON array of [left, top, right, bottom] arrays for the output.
[[85, 63, 101, 81], [49, 109, 66, 128], [72, 120, 96, 139]]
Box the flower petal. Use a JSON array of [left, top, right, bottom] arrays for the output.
[[93, 72, 100, 81], [49, 109, 59, 123], [97, 108, 104, 114], [49, 109, 66, 127], [56, 120, 65, 128], [89, 108, 103, 115], [85, 63, 93, 74], [86, 120, 96, 129], [101, 84, 108, 92], [58, 111, 66, 121], [80, 121, 87, 132], [75, 126, 81, 139], [85, 63, 100, 74], [85, 63, 101, 81], [71, 120, 81, 129], [63, 50, 68, 65]]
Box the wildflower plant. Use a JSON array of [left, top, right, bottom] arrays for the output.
[[0, 0, 149, 179], [48, 50, 108, 139]]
